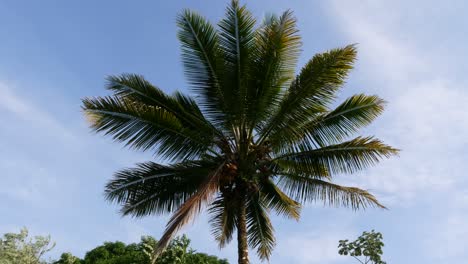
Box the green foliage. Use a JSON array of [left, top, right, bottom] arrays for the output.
[[80, 235, 228, 264], [185, 253, 229, 264], [82, 0, 398, 262], [0, 227, 55, 264], [0, 229, 227, 264], [145, 235, 228, 264], [83, 241, 147, 264], [338, 230, 386, 264], [53, 253, 82, 264]]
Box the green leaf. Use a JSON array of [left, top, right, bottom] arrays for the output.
[[82, 96, 217, 161], [246, 193, 276, 261], [301, 94, 386, 147], [177, 9, 227, 127], [208, 194, 238, 248], [260, 179, 301, 219], [274, 136, 399, 175], [105, 160, 220, 217], [106, 74, 223, 140], [259, 45, 358, 147], [218, 0, 256, 130], [278, 175, 386, 210], [246, 10, 301, 131]]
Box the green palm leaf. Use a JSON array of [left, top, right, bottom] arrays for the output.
[[261, 179, 301, 219], [218, 0, 256, 131], [156, 163, 225, 254], [105, 160, 219, 216], [82, 96, 217, 160], [177, 9, 226, 126], [246, 10, 301, 132], [246, 193, 275, 261], [82, 2, 398, 263], [274, 137, 398, 175], [106, 74, 223, 138], [259, 45, 358, 146], [302, 94, 386, 147], [279, 175, 385, 210], [208, 194, 238, 248]]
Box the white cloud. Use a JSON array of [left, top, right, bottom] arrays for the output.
[[323, 1, 468, 262], [325, 1, 468, 204], [276, 226, 355, 264], [278, 235, 345, 264], [327, 1, 427, 84], [423, 191, 468, 260], [0, 82, 78, 205], [0, 159, 57, 203], [430, 213, 468, 259], [0, 82, 75, 142]]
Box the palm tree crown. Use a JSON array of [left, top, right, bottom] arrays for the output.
[[82, 1, 398, 263]]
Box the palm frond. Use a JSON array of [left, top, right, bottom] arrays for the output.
[[261, 179, 301, 219], [246, 10, 302, 131], [246, 193, 275, 261], [155, 163, 225, 255], [208, 194, 238, 248], [82, 96, 217, 160], [177, 9, 226, 126], [106, 74, 177, 110], [279, 174, 385, 210], [105, 74, 224, 140], [218, 0, 256, 132], [301, 94, 386, 147], [273, 137, 399, 175], [272, 160, 331, 181], [259, 45, 358, 146], [105, 160, 219, 217]]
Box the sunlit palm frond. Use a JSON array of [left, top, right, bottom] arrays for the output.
[[106, 74, 174, 108], [273, 136, 398, 175], [302, 94, 386, 147], [105, 74, 224, 139], [82, 96, 216, 161], [247, 10, 302, 131], [279, 174, 385, 210], [259, 45, 358, 147]]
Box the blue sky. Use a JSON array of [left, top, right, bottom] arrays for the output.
[[1, 0, 468, 263]]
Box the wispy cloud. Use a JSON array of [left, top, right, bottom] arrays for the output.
[[325, 0, 468, 203], [277, 233, 349, 264], [275, 215, 357, 264], [0, 82, 76, 204], [324, 1, 468, 262], [0, 159, 58, 203], [0, 82, 75, 142]]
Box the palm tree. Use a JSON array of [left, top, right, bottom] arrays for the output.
[[82, 1, 398, 263]]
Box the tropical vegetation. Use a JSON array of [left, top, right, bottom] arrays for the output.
[[0, 228, 227, 264], [0, 228, 55, 264], [81, 0, 398, 263], [57, 235, 228, 264], [338, 230, 386, 264]]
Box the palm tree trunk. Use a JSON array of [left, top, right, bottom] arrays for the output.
[[237, 196, 249, 264]]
